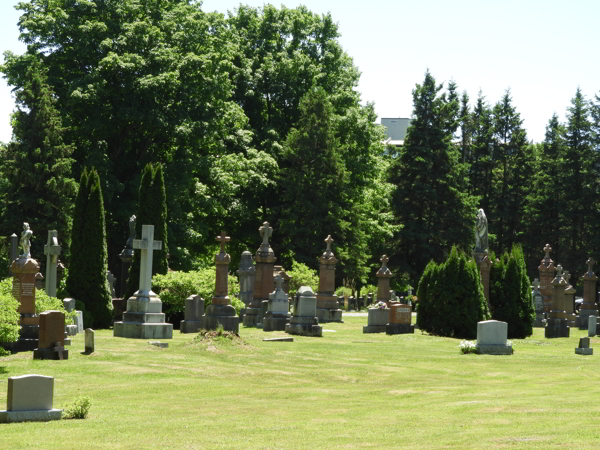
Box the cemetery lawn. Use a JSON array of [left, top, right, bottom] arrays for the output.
[[1, 317, 600, 450]]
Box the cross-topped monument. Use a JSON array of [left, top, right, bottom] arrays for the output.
[[587, 257, 596, 276], [274, 274, 284, 292], [113, 223, 172, 339], [380, 255, 389, 270], [43, 230, 61, 297], [324, 235, 334, 256], [376, 254, 393, 302], [132, 224, 162, 299], [543, 244, 552, 261], [555, 264, 563, 280], [532, 278, 540, 293], [259, 221, 273, 247]]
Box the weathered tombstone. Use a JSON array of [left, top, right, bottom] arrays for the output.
[[7, 223, 40, 352], [203, 231, 239, 333], [43, 230, 61, 297], [237, 251, 255, 307], [285, 286, 322, 337], [107, 270, 116, 298], [263, 275, 291, 332], [376, 255, 393, 303], [363, 303, 388, 334], [588, 315, 597, 337], [538, 244, 555, 312], [34, 310, 68, 360], [75, 310, 84, 333], [0, 375, 61, 423], [117, 215, 136, 299], [244, 222, 277, 327], [113, 224, 173, 339], [273, 266, 292, 294], [180, 295, 205, 333], [561, 270, 577, 327], [545, 265, 570, 338], [386, 303, 415, 335], [63, 298, 76, 312], [579, 258, 599, 329], [84, 328, 95, 353], [316, 235, 343, 323], [575, 337, 593, 355], [475, 320, 512, 355], [532, 278, 546, 327]]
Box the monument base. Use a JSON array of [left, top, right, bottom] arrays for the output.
[[575, 347, 593, 355], [242, 307, 261, 327], [385, 323, 415, 335], [180, 318, 205, 334], [316, 308, 343, 323], [533, 312, 547, 328], [113, 297, 173, 340], [204, 304, 239, 333], [363, 325, 387, 334], [263, 311, 290, 332], [475, 344, 513, 355], [33, 348, 69, 360], [0, 409, 61, 423], [285, 316, 322, 337], [545, 318, 570, 338]]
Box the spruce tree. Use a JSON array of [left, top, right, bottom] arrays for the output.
[[0, 59, 77, 259], [389, 70, 478, 283], [489, 245, 534, 338], [125, 163, 169, 299], [66, 168, 112, 328]]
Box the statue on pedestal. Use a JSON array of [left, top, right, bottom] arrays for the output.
[[20, 222, 33, 259], [475, 209, 488, 253]]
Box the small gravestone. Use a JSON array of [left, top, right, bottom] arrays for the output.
[[386, 303, 415, 335], [475, 320, 512, 355], [34, 310, 69, 360], [75, 310, 84, 333], [263, 275, 290, 332], [149, 341, 168, 348], [532, 278, 546, 327], [363, 303, 389, 334], [180, 295, 205, 333], [0, 374, 61, 423], [576, 337, 593, 355], [285, 286, 322, 337], [589, 316, 597, 337], [63, 298, 76, 312], [85, 328, 95, 353]]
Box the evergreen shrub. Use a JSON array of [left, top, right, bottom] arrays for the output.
[[489, 245, 535, 338], [416, 247, 490, 339]]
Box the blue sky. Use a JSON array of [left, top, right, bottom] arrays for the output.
[[1, 0, 599, 143]]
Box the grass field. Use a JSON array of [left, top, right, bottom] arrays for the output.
[[1, 317, 600, 450]]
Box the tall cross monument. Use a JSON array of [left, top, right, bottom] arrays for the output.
[[43, 230, 61, 297]]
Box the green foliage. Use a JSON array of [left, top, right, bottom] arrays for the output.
[[389, 70, 478, 285], [416, 247, 490, 339], [0, 57, 76, 261], [230, 297, 245, 316], [489, 245, 535, 339], [61, 396, 91, 420], [360, 284, 378, 297], [66, 169, 112, 328], [36, 288, 75, 325], [286, 260, 319, 296], [0, 279, 19, 344], [152, 269, 240, 319], [125, 163, 169, 299], [335, 287, 352, 298]]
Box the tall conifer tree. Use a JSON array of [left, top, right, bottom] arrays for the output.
[[389, 70, 478, 283]]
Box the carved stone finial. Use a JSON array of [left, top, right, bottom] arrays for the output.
[[216, 231, 230, 254], [543, 244, 552, 260], [587, 257, 596, 275], [325, 235, 334, 254], [259, 221, 273, 246], [274, 274, 284, 291]]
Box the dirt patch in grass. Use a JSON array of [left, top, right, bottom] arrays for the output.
[[187, 329, 252, 352]]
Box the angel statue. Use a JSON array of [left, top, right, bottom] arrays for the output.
[[475, 209, 488, 253]]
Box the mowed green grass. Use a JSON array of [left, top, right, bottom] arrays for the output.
[[1, 317, 600, 450]]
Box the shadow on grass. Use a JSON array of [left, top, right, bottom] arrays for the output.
[[0, 366, 8, 375]]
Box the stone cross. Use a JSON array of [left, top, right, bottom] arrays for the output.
[[532, 278, 540, 293], [324, 235, 334, 255], [259, 222, 273, 246], [587, 257, 596, 275], [53, 343, 65, 361], [555, 264, 563, 280], [381, 255, 389, 270], [216, 231, 231, 254], [107, 270, 116, 298], [43, 230, 61, 298], [564, 270, 571, 284], [132, 225, 162, 298], [274, 274, 284, 291], [543, 244, 552, 260]]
